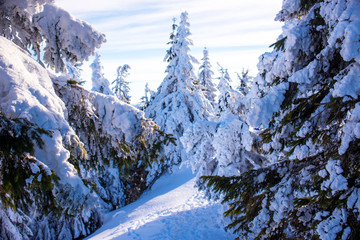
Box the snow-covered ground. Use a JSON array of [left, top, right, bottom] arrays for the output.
[[85, 167, 235, 240]]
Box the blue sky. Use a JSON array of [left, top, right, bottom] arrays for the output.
[[56, 0, 283, 103]]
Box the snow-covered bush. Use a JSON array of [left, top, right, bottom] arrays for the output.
[[204, 0, 360, 239]]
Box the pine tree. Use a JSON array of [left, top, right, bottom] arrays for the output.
[[164, 17, 177, 64], [198, 47, 217, 103], [203, 0, 360, 239], [0, 1, 108, 238], [0, 19, 173, 239], [0, 0, 105, 73], [112, 64, 131, 104], [90, 53, 113, 95], [181, 112, 260, 183], [216, 64, 243, 116], [140, 82, 155, 110], [145, 12, 212, 178], [236, 68, 252, 96], [182, 67, 258, 184], [158, 12, 198, 95], [217, 65, 232, 114]]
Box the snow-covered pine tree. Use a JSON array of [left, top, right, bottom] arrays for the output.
[[203, 0, 360, 239], [182, 66, 261, 184], [158, 12, 198, 93], [140, 83, 155, 110], [164, 17, 177, 65], [145, 12, 212, 179], [0, 0, 105, 72], [198, 47, 217, 103], [0, 1, 173, 239], [90, 52, 113, 95], [112, 64, 131, 104], [0, 32, 173, 240], [181, 111, 262, 184], [216, 65, 243, 116], [54, 73, 175, 204], [236, 68, 252, 96], [217, 66, 232, 114]]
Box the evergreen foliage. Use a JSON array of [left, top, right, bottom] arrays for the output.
[[182, 62, 260, 185], [0, 67, 175, 239], [164, 17, 178, 63], [90, 53, 113, 95], [0, 113, 102, 239], [159, 11, 198, 94], [65, 62, 84, 85], [182, 113, 263, 186], [216, 65, 243, 116], [198, 48, 217, 103], [204, 0, 360, 239], [236, 68, 252, 96], [203, 151, 360, 239], [54, 75, 175, 205], [0, 115, 57, 214], [0, 1, 173, 238], [112, 64, 131, 104], [0, 0, 105, 72], [145, 12, 213, 175], [140, 83, 155, 110]]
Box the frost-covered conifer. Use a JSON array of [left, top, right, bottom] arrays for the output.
[[236, 68, 252, 96], [181, 65, 259, 184], [217, 66, 232, 114], [140, 82, 155, 110], [157, 12, 198, 95], [181, 112, 261, 184], [0, 35, 172, 239], [198, 47, 217, 103], [216, 65, 243, 116], [112, 64, 131, 104], [0, 0, 105, 72], [204, 0, 360, 239], [0, 1, 172, 239], [145, 12, 212, 179], [90, 53, 113, 95], [164, 17, 177, 64]]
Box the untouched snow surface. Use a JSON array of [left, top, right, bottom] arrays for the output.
[[86, 167, 235, 240]]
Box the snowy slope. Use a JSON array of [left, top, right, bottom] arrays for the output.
[[85, 166, 235, 240]]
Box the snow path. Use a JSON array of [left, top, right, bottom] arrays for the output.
[[85, 167, 235, 240]]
